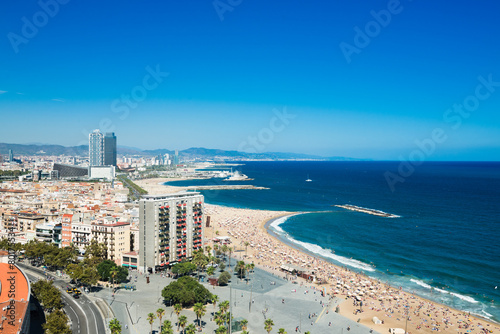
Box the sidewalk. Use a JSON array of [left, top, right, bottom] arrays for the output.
[[94, 262, 380, 334]]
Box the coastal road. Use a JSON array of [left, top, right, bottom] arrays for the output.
[[19, 263, 106, 334]]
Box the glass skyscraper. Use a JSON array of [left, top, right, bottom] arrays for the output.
[[104, 132, 117, 166]]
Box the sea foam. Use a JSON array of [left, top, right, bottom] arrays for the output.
[[410, 279, 478, 304], [269, 213, 375, 272], [286, 236, 376, 272]]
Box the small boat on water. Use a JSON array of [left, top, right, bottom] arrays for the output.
[[306, 174, 312, 182]]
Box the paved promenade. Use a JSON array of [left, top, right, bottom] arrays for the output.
[[94, 258, 380, 334]]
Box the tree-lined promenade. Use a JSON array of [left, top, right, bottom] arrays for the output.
[[0, 237, 270, 334]]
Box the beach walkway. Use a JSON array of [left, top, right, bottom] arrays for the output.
[[94, 259, 378, 334]]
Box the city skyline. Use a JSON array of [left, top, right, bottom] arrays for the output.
[[1, 1, 500, 160]]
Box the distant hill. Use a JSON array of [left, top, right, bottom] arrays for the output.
[[0, 143, 88, 156], [0, 143, 365, 161]]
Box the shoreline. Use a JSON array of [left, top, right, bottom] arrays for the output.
[[137, 178, 500, 333], [260, 215, 499, 328]]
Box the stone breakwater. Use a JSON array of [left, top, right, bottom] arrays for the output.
[[184, 185, 269, 190], [335, 204, 400, 218]]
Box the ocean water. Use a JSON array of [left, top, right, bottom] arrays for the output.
[[166, 161, 500, 322]]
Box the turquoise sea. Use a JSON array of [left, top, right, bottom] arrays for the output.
[[166, 161, 500, 322]]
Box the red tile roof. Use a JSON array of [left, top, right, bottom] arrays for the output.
[[0, 263, 30, 334]]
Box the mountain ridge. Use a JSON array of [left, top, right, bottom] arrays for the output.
[[0, 143, 367, 161]]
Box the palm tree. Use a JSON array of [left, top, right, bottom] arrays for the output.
[[157, 308, 165, 331], [212, 294, 219, 311], [278, 328, 287, 334], [240, 319, 248, 331], [207, 266, 215, 277], [161, 320, 174, 334], [110, 268, 119, 293], [193, 302, 206, 329], [205, 245, 212, 257], [108, 318, 122, 334], [245, 264, 252, 284], [244, 241, 250, 256], [147, 313, 156, 334], [215, 325, 227, 334], [174, 303, 182, 328], [178, 315, 187, 333], [228, 246, 233, 269], [219, 300, 230, 315], [221, 244, 228, 261], [214, 311, 225, 326], [185, 323, 196, 334], [264, 318, 274, 334], [236, 260, 246, 280], [192, 249, 208, 281], [304, 332, 311, 334]]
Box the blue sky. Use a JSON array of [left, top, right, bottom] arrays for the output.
[[1, 0, 499, 160]]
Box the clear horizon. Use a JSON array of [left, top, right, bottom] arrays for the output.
[[1, 1, 500, 161]]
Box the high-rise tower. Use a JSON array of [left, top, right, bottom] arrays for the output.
[[89, 130, 104, 166], [104, 132, 117, 166]]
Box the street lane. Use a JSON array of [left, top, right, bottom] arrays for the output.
[[19, 263, 106, 334]]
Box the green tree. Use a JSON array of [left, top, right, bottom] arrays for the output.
[[43, 309, 71, 334], [207, 266, 215, 277], [97, 259, 116, 281], [240, 319, 248, 331], [219, 300, 230, 315], [109, 318, 122, 334], [227, 247, 233, 269], [147, 313, 156, 334], [221, 244, 228, 260], [80, 265, 100, 288], [185, 323, 197, 334], [174, 304, 182, 328], [205, 245, 212, 257], [244, 241, 250, 256], [264, 318, 274, 334], [156, 308, 165, 331], [161, 320, 174, 334], [278, 328, 287, 334], [66, 263, 83, 281], [84, 239, 107, 266], [212, 294, 219, 310], [171, 262, 197, 277], [161, 276, 213, 307], [245, 264, 252, 284], [178, 315, 187, 333], [214, 312, 225, 326], [215, 325, 227, 334], [192, 249, 208, 281], [218, 271, 231, 286], [110, 267, 119, 291], [235, 260, 246, 280], [193, 302, 206, 329], [31, 280, 62, 311]]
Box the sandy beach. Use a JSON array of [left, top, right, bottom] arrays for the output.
[[137, 177, 499, 334]]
